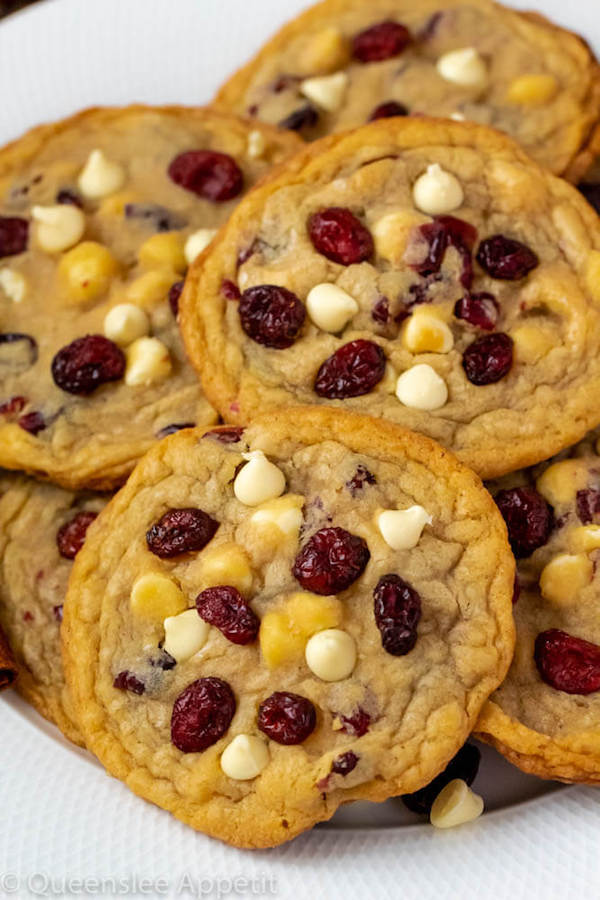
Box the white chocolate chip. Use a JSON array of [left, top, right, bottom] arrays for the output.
[[300, 71, 348, 112], [32, 204, 85, 253], [124, 336, 172, 386], [396, 364, 448, 410], [247, 129, 267, 159], [402, 309, 454, 354], [0, 268, 27, 303], [104, 303, 150, 346], [78, 149, 126, 199], [184, 228, 218, 266], [436, 47, 487, 89], [377, 505, 432, 551], [305, 628, 356, 682], [306, 283, 359, 333], [430, 779, 484, 829], [250, 494, 304, 537], [221, 734, 270, 781], [412, 164, 464, 216], [163, 609, 210, 662], [450, 111, 466, 121], [234, 450, 286, 507]]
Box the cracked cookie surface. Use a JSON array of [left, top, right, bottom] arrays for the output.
[[63, 407, 514, 847]]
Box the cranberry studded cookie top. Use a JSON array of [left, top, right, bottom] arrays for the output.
[[182, 118, 600, 479], [0, 106, 301, 489], [62, 409, 514, 848], [214, 0, 600, 177], [477, 429, 600, 782]]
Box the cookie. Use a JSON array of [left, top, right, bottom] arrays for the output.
[[576, 125, 600, 216], [0, 623, 17, 690], [181, 117, 600, 480], [214, 0, 600, 178], [0, 105, 301, 489], [0, 472, 107, 744], [62, 407, 515, 847], [477, 431, 600, 784]]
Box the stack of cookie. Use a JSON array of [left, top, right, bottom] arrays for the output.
[[1, 0, 600, 849]]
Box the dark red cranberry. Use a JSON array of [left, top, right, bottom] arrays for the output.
[[51, 335, 125, 395], [462, 332, 513, 385], [196, 586, 259, 645], [56, 188, 83, 207], [402, 743, 481, 815], [0, 395, 26, 415], [203, 426, 245, 444], [373, 574, 421, 656], [0, 216, 28, 257], [239, 284, 305, 349], [419, 11, 443, 40], [315, 340, 386, 398], [308, 207, 374, 266], [237, 238, 264, 268], [113, 671, 145, 695], [454, 292, 499, 330], [150, 649, 177, 670], [494, 487, 553, 558], [168, 280, 184, 316], [292, 526, 370, 595], [272, 74, 301, 93], [352, 20, 411, 62], [53, 604, 64, 622], [221, 279, 241, 301], [414, 216, 477, 289], [171, 677, 236, 752], [369, 101, 409, 120], [0, 332, 38, 370], [279, 105, 319, 132], [346, 465, 376, 496], [156, 422, 195, 438], [476, 235, 539, 280], [146, 508, 219, 558], [576, 489, 600, 525], [258, 691, 316, 745], [340, 708, 371, 737], [534, 630, 600, 695], [331, 750, 359, 776], [124, 202, 186, 232], [578, 182, 600, 215], [371, 296, 390, 324], [168, 150, 243, 202], [23, 611, 33, 623], [18, 411, 46, 435], [56, 510, 98, 559]]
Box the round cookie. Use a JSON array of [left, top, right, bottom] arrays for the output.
[[477, 431, 600, 784], [181, 117, 600, 480], [0, 472, 108, 744], [0, 105, 301, 489], [62, 408, 515, 848], [215, 0, 600, 178]]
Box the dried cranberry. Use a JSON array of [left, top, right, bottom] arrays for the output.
[[331, 750, 359, 776], [346, 465, 376, 496], [239, 284, 305, 349], [168, 150, 243, 202], [168, 280, 184, 316], [419, 11, 443, 40], [53, 604, 64, 622], [56, 188, 83, 207], [279, 105, 319, 132], [51, 335, 125, 395], [308, 207, 374, 266], [113, 671, 145, 695], [124, 202, 186, 232], [203, 426, 245, 444], [0, 332, 38, 371], [272, 74, 301, 93], [576, 489, 600, 525], [402, 743, 481, 815], [352, 20, 411, 62], [414, 216, 477, 289], [369, 101, 409, 120], [258, 691, 316, 745], [534, 629, 600, 695], [237, 238, 264, 268], [56, 510, 98, 559], [0, 216, 28, 257], [476, 235, 539, 280], [578, 182, 600, 215], [462, 332, 513, 386], [18, 411, 46, 435], [196, 586, 259, 645], [171, 677, 235, 752], [373, 574, 421, 656], [495, 487, 553, 558], [454, 292, 499, 330], [315, 340, 386, 398], [340, 708, 371, 736], [371, 296, 390, 324], [221, 279, 241, 301], [292, 526, 370, 595], [156, 422, 195, 438], [0, 395, 26, 416], [146, 508, 219, 558]]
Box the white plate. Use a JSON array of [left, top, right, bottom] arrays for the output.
[[0, 0, 599, 896]]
